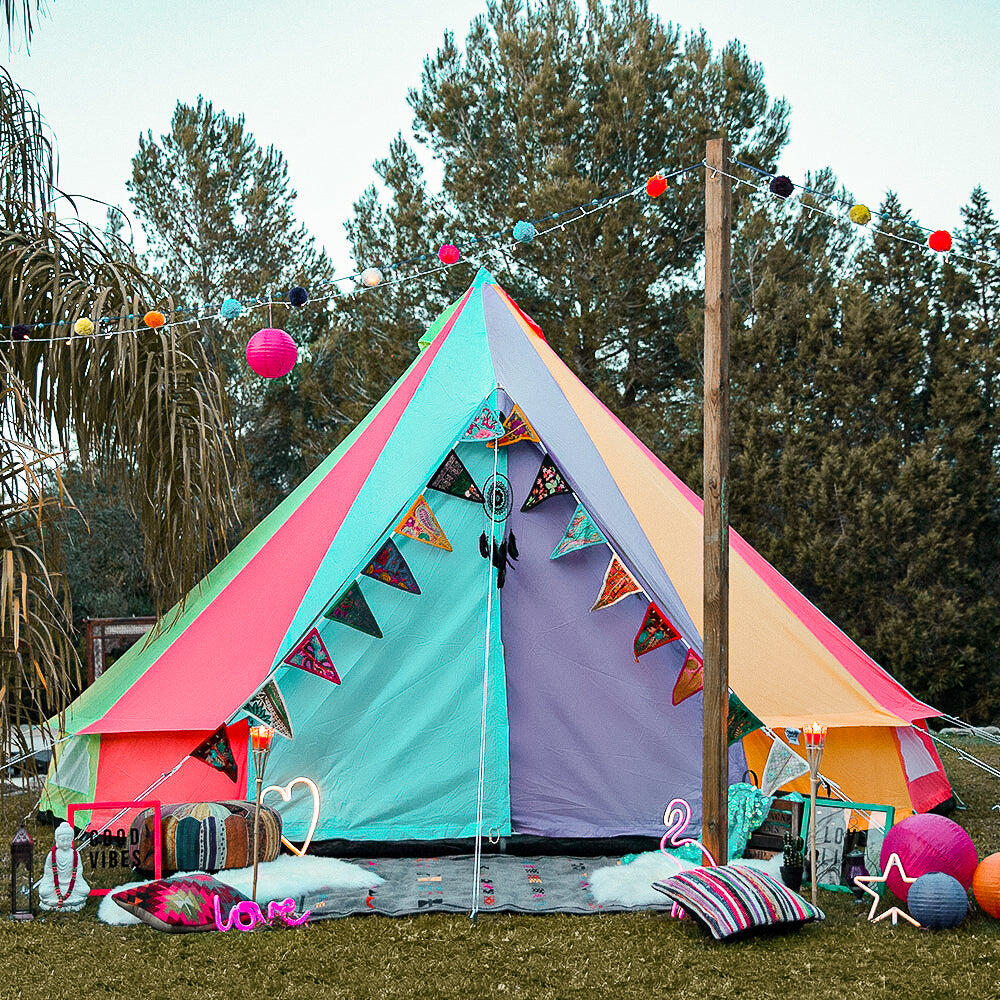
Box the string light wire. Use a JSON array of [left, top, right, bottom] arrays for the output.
[[0, 164, 699, 346]]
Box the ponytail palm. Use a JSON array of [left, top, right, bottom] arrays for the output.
[[0, 66, 240, 783]]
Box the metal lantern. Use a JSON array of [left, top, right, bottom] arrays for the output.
[[10, 823, 35, 920]]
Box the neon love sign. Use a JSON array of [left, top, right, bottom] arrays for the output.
[[212, 894, 311, 932]]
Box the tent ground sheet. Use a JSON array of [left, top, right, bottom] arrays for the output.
[[298, 854, 669, 918]]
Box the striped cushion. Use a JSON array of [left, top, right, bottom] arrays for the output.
[[651, 865, 824, 940]]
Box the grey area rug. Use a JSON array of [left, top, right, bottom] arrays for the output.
[[298, 854, 670, 918]]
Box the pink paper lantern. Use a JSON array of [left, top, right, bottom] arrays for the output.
[[246, 328, 297, 379], [880, 812, 978, 902]]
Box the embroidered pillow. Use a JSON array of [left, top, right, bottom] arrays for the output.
[[651, 865, 824, 941], [112, 874, 247, 933]]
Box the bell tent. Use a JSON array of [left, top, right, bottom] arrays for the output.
[[42, 268, 953, 846]]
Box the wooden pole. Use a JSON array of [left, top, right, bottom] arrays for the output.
[[702, 137, 732, 866]]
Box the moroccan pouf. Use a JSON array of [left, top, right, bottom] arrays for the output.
[[130, 800, 282, 874]]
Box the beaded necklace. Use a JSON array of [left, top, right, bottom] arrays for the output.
[[50, 845, 80, 908]]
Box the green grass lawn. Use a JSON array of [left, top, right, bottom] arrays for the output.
[[2, 742, 999, 1000]]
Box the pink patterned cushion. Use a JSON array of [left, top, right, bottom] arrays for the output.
[[112, 874, 247, 933]]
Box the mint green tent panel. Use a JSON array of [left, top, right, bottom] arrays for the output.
[[264, 437, 510, 841]]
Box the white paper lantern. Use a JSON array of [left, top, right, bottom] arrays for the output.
[[361, 268, 383, 288]]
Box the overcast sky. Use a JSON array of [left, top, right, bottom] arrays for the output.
[[6, 0, 998, 274]]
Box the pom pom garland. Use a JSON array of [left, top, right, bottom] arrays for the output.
[[512, 220, 537, 242], [143, 311, 166, 329], [246, 328, 298, 379], [645, 173, 667, 198], [11, 324, 31, 341], [73, 317, 94, 336], [220, 298, 243, 319], [769, 175, 795, 198], [849, 204, 871, 225], [438, 244, 460, 265], [361, 267, 383, 288], [288, 285, 309, 307], [929, 230, 952, 252]]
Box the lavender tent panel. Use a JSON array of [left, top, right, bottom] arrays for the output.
[[482, 285, 702, 655], [503, 441, 714, 838]]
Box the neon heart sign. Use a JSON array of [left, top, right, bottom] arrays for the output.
[[261, 776, 320, 857]]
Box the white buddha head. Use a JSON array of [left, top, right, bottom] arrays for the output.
[[54, 822, 75, 851]]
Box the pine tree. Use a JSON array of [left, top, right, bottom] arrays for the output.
[[127, 97, 336, 515], [327, 0, 789, 445]]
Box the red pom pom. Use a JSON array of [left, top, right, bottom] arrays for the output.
[[645, 173, 667, 198], [438, 244, 460, 265], [929, 230, 952, 252], [246, 328, 298, 379]]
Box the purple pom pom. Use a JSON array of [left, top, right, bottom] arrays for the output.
[[288, 285, 309, 307], [11, 324, 31, 341], [769, 175, 794, 198]]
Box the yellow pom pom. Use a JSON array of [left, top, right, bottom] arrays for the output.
[[143, 310, 166, 329], [73, 317, 94, 336], [849, 204, 871, 226]]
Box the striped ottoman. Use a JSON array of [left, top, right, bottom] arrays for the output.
[[130, 800, 282, 873]]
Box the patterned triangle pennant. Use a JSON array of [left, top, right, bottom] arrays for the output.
[[671, 648, 704, 706], [727, 693, 763, 745], [590, 555, 642, 611], [324, 581, 383, 638], [488, 403, 540, 449], [633, 602, 681, 660], [190, 725, 238, 783], [428, 450, 485, 503], [242, 680, 294, 740], [761, 738, 810, 796], [395, 494, 452, 551], [550, 503, 607, 559], [521, 455, 572, 512], [462, 403, 504, 441], [282, 627, 341, 684], [361, 538, 420, 594]]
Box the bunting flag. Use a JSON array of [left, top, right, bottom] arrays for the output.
[[428, 450, 485, 503], [190, 725, 238, 783], [521, 455, 572, 511], [550, 503, 607, 559], [324, 581, 383, 638], [727, 693, 763, 745], [361, 538, 420, 594], [282, 627, 341, 684], [590, 555, 642, 611], [488, 403, 540, 449], [761, 738, 810, 796], [633, 602, 681, 660], [462, 403, 504, 441], [671, 648, 704, 706], [395, 494, 453, 551], [242, 680, 294, 740]]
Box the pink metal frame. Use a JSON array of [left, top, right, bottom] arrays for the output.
[[68, 800, 162, 897]]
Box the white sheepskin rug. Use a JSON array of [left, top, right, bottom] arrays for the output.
[[589, 851, 786, 909], [590, 852, 696, 908], [97, 854, 382, 926]]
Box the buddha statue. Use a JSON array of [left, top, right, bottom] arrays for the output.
[[36, 822, 90, 911]]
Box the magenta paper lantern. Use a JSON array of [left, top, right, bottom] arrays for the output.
[[880, 813, 978, 902], [246, 328, 297, 379]]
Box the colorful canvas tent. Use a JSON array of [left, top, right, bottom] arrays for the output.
[[42, 268, 952, 843]]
